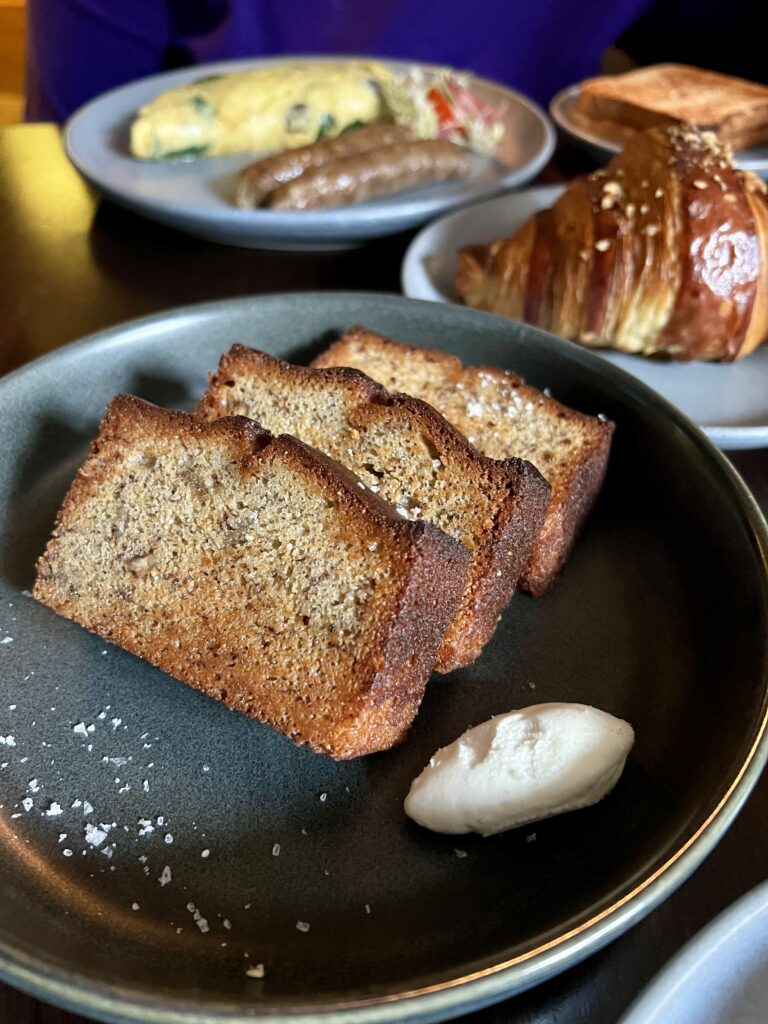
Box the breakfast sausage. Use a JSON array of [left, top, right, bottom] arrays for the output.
[[236, 124, 415, 209], [266, 140, 474, 211]]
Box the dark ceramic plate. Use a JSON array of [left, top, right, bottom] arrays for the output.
[[0, 294, 766, 1024]]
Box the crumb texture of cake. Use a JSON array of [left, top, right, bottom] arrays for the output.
[[311, 327, 614, 596], [33, 395, 470, 759], [198, 347, 550, 671]]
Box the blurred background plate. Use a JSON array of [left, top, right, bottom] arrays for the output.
[[64, 57, 555, 251], [618, 881, 768, 1024], [401, 186, 768, 449], [0, 293, 767, 1024], [549, 84, 768, 175]]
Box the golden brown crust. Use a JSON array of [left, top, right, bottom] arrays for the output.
[[437, 456, 550, 660], [743, 188, 768, 357], [34, 395, 470, 759], [518, 425, 611, 596], [198, 346, 550, 670], [312, 327, 614, 595], [456, 125, 768, 362], [571, 64, 768, 151]]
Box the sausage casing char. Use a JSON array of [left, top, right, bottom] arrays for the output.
[[267, 140, 474, 211], [236, 124, 415, 208]]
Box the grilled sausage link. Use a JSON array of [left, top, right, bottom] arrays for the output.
[[236, 125, 415, 209], [267, 140, 474, 211]]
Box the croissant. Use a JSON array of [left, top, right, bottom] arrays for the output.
[[456, 125, 768, 361]]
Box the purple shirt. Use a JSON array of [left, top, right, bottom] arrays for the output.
[[27, 0, 653, 122]]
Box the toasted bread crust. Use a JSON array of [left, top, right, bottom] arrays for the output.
[[312, 327, 614, 596], [198, 346, 550, 669], [572, 64, 768, 151], [33, 396, 470, 758]]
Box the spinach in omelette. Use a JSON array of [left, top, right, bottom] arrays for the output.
[[130, 62, 391, 160]]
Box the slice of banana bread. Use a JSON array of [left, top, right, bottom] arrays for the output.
[[197, 347, 550, 672], [312, 327, 614, 597], [33, 396, 470, 759]]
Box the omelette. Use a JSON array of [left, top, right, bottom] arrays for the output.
[[130, 61, 392, 160]]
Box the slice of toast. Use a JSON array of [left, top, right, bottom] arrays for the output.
[[571, 64, 768, 151], [197, 347, 550, 672], [312, 327, 614, 597], [33, 396, 470, 759]]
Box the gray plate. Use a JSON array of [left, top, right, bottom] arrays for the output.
[[401, 186, 768, 449], [549, 84, 768, 176], [0, 293, 767, 1024], [64, 58, 555, 251]]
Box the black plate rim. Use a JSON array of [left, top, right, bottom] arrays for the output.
[[1, 292, 767, 1024]]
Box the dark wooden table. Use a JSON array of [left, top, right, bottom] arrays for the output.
[[1, 124, 767, 1024]]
